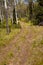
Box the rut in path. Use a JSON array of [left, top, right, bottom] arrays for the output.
[[0, 22, 43, 65]]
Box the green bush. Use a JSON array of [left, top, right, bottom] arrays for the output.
[[21, 17, 28, 22], [32, 0, 43, 25], [32, 18, 39, 25]]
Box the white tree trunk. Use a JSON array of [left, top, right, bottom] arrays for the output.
[[14, 0, 19, 24], [4, 0, 10, 34]]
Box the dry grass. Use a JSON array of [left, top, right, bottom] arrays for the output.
[[0, 22, 43, 65]]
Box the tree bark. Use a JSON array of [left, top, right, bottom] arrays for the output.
[[13, 7, 16, 24], [29, 0, 33, 20], [5, 9, 10, 34], [4, 0, 10, 34]]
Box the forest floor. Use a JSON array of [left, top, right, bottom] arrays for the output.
[[0, 21, 43, 65]]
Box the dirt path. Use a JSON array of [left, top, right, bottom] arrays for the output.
[[0, 22, 43, 65]]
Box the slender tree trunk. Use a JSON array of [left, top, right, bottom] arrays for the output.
[[13, 7, 16, 24], [5, 9, 10, 34], [29, 0, 33, 20], [13, 0, 18, 24], [4, 0, 10, 34]]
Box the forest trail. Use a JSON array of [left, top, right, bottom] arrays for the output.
[[0, 22, 43, 65]]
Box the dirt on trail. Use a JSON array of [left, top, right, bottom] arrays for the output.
[[0, 22, 43, 65]]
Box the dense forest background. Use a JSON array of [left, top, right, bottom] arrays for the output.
[[0, 0, 43, 34]]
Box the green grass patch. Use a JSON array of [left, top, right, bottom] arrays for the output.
[[7, 52, 14, 58], [32, 38, 43, 48], [0, 26, 20, 47]]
